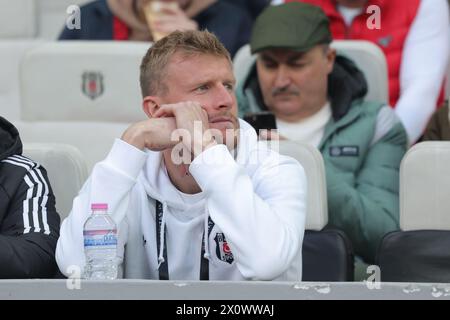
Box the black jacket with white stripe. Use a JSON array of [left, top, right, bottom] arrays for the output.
[[0, 117, 60, 278]]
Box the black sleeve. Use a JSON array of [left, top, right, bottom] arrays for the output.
[[0, 163, 60, 278]]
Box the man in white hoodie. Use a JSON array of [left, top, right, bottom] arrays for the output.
[[56, 30, 307, 281]]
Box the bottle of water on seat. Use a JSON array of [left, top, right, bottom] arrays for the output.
[[83, 203, 118, 280]]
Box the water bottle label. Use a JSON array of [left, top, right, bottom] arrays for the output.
[[84, 230, 117, 247]]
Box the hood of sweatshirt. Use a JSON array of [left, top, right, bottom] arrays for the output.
[[241, 54, 368, 122], [0, 116, 22, 161]]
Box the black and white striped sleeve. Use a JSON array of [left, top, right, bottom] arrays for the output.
[[0, 155, 60, 278]]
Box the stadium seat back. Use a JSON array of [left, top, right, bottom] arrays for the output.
[[331, 40, 388, 103], [16, 121, 128, 172], [0, 39, 44, 120], [377, 142, 450, 282], [20, 41, 151, 123], [276, 141, 328, 230], [302, 229, 354, 281], [22, 143, 88, 220], [400, 141, 450, 231], [378, 230, 450, 282], [0, 0, 36, 38], [273, 141, 354, 281]]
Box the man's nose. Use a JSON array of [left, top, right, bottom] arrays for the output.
[[210, 84, 234, 110], [274, 65, 292, 88]]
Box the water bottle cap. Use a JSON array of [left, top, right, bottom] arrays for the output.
[[91, 203, 108, 210]]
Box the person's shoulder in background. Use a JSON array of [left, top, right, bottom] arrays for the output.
[[222, 0, 271, 21], [194, 1, 253, 57], [421, 101, 450, 141], [58, 0, 114, 40]]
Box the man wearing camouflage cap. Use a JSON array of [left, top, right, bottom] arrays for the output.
[[237, 2, 408, 264]]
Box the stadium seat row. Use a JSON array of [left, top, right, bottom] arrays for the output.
[[25, 139, 450, 282]]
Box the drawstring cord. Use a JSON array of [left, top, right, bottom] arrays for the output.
[[157, 201, 168, 268], [203, 207, 211, 260], [156, 201, 214, 273]]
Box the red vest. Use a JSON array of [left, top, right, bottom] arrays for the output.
[[286, 0, 444, 107], [113, 17, 130, 40]]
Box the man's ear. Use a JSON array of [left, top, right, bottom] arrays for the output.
[[142, 96, 161, 118], [326, 47, 337, 75]]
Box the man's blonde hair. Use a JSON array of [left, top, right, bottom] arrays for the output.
[[139, 30, 231, 97]]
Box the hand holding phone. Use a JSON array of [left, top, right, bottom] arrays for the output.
[[244, 112, 277, 132]]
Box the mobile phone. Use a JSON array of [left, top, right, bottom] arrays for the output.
[[244, 112, 277, 132]]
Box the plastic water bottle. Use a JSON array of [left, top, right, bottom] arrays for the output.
[[83, 203, 118, 280]]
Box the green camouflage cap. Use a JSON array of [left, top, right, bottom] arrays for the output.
[[250, 2, 332, 54]]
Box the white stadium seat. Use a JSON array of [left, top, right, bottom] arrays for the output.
[[331, 40, 388, 104], [0, 0, 36, 38], [17, 41, 152, 171], [271, 141, 328, 230], [15, 121, 128, 173], [400, 141, 450, 230], [22, 143, 88, 220], [377, 141, 450, 282], [233, 40, 389, 104], [271, 141, 354, 282], [0, 39, 44, 120], [20, 41, 150, 122]]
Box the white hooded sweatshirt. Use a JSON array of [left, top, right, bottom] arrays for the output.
[[56, 120, 307, 281]]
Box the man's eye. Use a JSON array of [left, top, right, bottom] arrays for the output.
[[196, 85, 209, 92], [224, 83, 234, 91]]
